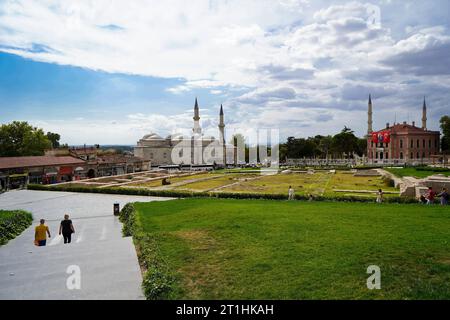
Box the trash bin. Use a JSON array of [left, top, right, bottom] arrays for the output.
[[113, 203, 120, 216]]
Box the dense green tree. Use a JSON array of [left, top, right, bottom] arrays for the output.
[[230, 134, 249, 163], [0, 121, 52, 157], [284, 137, 317, 158], [46, 132, 61, 148], [331, 127, 360, 159], [440, 115, 450, 153], [279, 143, 288, 161], [317, 135, 333, 159], [356, 138, 368, 157]]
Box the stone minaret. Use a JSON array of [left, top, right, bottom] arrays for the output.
[[422, 97, 427, 130], [192, 97, 202, 135], [367, 94, 373, 135], [218, 104, 226, 166]]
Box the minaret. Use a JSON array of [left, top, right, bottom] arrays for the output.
[[422, 97, 427, 130], [192, 97, 202, 135], [218, 104, 226, 166], [367, 94, 373, 135]]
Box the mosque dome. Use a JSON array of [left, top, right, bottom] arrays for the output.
[[166, 133, 185, 141], [142, 133, 163, 140]]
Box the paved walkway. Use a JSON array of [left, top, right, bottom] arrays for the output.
[[0, 190, 172, 300]]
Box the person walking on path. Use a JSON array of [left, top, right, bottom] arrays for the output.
[[426, 187, 436, 205], [376, 189, 383, 203], [437, 188, 449, 206], [59, 214, 75, 244], [288, 186, 295, 200], [34, 219, 51, 246]]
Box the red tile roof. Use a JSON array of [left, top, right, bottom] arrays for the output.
[[0, 156, 86, 170], [388, 123, 440, 135]]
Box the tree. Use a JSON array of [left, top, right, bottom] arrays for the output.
[[331, 127, 360, 158], [46, 132, 61, 149], [440, 115, 450, 153], [0, 121, 52, 157], [279, 143, 288, 161], [283, 137, 316, 158], [356, 138, 368, 157], [279, 129, 365, 162], [316, 135, 333, 159], [230, 134, 249, 163], [229, 133, 245, 147]]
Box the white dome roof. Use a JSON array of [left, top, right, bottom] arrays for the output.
[[142, 133, 163, 140], [166, 133, 185, 140]]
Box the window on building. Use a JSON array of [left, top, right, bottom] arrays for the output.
[[435, 139, 438, 148], [380, 152, 384, 160], [422, 152, 426, 159], [386, 152, 389, 159], [400, 140, 403, 148], [410, 140, 414, 148], [423, 139, 425, 148], [417, 139, 420, 148], [417, 152, 420, 159], [428, 140, 431, 148], [400, 152, 403, 159], [386, 143, 389, 148], [411, 152, 413, 159], [376, 152, 378, 159]]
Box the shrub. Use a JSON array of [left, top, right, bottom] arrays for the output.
[[415, 166, 450, 173], [118, 204, 174, 299], [383, 176, 395, 188], [119, 203, 136, 237], [0, 210, 33, 245]]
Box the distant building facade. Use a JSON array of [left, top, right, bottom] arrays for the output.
[[0, 156, 86, 190], [134, 98, 235, 167], [366, 95, 440, 164], [0, 148, 150, 191], [68, 147, 150, 178]]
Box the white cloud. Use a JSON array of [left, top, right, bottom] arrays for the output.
[[1, 0, 449, 142], [0, 0, 308, 85]]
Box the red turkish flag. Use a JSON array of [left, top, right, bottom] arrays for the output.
[[372, 132, 378, 143], [382, 131, 390, 143]]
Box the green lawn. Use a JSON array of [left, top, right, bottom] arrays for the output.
[[133, 198, 450, 299], [174, 173, 258, 191], [47, 170, 400, 200], [386, 167, 450, 178], [222, 172, 397, 197]]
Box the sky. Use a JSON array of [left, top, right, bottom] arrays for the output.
[[0, 0, 449, 145]]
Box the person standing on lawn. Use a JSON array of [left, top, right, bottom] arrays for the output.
[[376, 189, 384, 203], [35, 219, 51, 246], [59, 214, 75, 244], [288, 186, 295, 200], [437, 188, 449, 206], [426, 187, 436, 205]]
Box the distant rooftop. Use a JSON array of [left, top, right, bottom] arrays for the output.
[[0, 156, 85, 170]]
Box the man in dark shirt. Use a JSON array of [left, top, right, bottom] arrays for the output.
[[59, 214, 75, 244], [438, 188, 449, 206]]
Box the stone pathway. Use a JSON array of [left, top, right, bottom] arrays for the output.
[[0, 190, 172, 300]]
